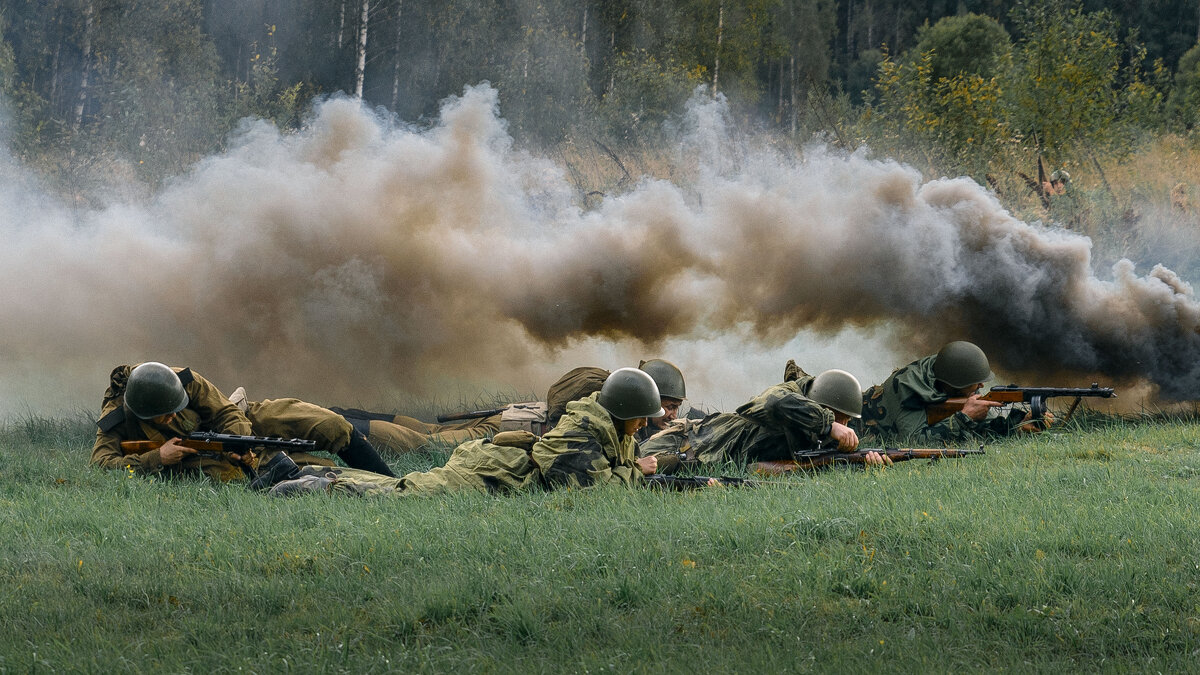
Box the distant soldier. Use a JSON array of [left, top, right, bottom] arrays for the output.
[[639, 364, 891, 472], [633, 359, 686, 442], [1171, 182, 1189, 212], [857, 341, 1048, 444], [91, 362, 395, 480], [270, 368, 712, 496], [1045, 169, 1070, 196]]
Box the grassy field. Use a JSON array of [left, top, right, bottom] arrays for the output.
[[1, 414, 1198, 672]]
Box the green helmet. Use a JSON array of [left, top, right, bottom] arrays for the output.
[[598, 367, 665, 420], [124, 362, 189, 419], [639, 359, 686, 400], [932, 341, 992, 389], [808, 369, 863, 419], [1050, 169, 1070, 183]]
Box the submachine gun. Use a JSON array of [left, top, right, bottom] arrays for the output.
[[924, 383, 1116, 425], [120, 431, 317, 487]]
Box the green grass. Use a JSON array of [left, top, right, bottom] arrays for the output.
[[1, 416, 1199, 672]]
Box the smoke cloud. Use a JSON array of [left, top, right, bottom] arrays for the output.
[[1, 85, 1197, 417]]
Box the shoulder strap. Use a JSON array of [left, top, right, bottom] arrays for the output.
[[96, 406, 126, 432]]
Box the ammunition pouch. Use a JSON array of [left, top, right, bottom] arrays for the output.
[[499, 402, 549, 435], [491, 430, 539, 452]]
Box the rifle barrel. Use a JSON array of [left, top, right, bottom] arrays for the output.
[[436, 407, 507, 423]]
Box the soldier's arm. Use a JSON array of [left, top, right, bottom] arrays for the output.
[[762, 389, 835, 447], [531, 434, 641, 489], [186, 372, 253, 435], [895, 406, 980, 444], [91, 429, 165, 474]]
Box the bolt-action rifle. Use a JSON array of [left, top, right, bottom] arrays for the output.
[[751, 446, 985, 475], [436, 407, 508, 423], [644, 474, 757, 490], [924, 383, 1115, 425]]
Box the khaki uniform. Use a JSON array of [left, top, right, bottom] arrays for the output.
[[858, 355, 1019, 443], [634, 422, 665, 444], [91, 365, 341, 481], [363, 413, 502, 455], [639, 378, 833, 467], [310, 392, 643, 496], [545, 366, 609, 427], [341, 365, 610, 454]]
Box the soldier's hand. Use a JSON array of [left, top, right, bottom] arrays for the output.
[[227, 450, 254, 463], [863, 450, 893, 467], [635, 455, 658, 476], [961, 395, 1003, 421], [1018, 410, 1054, 433], [159, 438, 196, 465], [830, 422, 859, 452]]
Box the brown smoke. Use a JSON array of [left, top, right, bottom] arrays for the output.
[[1, 86, 1198, 416]]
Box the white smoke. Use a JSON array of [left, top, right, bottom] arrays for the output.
[[1, 85, 1195, 419]]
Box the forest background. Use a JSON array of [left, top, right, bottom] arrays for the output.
[[4, 0, 1200, 265]]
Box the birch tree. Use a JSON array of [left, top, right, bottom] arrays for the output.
[[354, 0, 369, 98]]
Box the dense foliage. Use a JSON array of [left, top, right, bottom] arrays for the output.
[[1, 0, 1198, 209]]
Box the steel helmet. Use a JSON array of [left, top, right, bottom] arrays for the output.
[[932, 341, 992, 389], [598, 367, 665, 420], [639, 359, 686, 400], [808, 369, 863, 419], [124, 362, 189, 419]]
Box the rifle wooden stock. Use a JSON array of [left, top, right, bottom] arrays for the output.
[[925, 391, 1026, 425], [925, 383, 1116, 425], [436, 407, 507, 423], [121, 439, 235, 455], [751, 447, 985, 475]]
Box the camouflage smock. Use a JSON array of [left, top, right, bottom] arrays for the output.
[[858, 355, 1018, 443], [316, 392, 643, 496], [640, 380, 834, 465]]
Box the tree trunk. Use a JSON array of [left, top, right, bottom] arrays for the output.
[[712, 1, 724, 95], [608, 28, 615, 95], [338, 0, 346, 50], [777, 58, 785, 120], [391, 0, 403, 110], [865, 0, 873, 48], [50, 9, 63, 110], [354, 0, 369, 98], [845, 0, 853, 65], [581, 6, 588, 54], [790, 54, 797, 136], [73, 0, 95, 131]]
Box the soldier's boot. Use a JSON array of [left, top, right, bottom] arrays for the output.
[[248, 452, 303, 491], [269, 474, 335, 497], [229, 386, 249, 412], [337, 429, 396, 477]]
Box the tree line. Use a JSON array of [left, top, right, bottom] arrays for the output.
[[2, 0, 1200, 194]]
